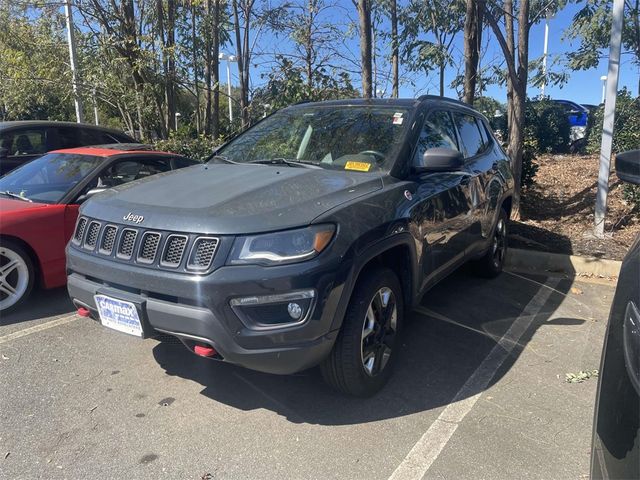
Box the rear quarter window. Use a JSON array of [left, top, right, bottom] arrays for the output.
[[454, 114, 486, 158]]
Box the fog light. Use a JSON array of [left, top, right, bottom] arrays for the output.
[[287, 302, 303, 320], [230, 289, 316, 329]]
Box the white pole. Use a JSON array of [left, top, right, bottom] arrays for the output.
[[65, 0, 84, 123], [594, 0, 624, 237], [541, 13, 550, 97], [227, 60, 233, 123], [92, 87, 99, 125], [600, 75, 607, 103]]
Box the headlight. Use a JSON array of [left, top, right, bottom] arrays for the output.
[[228, 224, 335, 266]]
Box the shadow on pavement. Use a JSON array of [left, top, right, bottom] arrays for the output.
[[1, 287, 74, 326], [152, 268, 584, 426]]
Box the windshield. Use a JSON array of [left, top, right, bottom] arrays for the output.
[[0, 153, 102, 204], [216, 105, 411, 172]]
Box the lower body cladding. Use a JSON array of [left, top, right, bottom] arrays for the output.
[[66, 249, 346, 375]]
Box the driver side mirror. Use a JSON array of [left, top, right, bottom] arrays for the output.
[[77, 187, 107, 203], [616, 150, 640, 185], [414, 148, 464, 174], [0, 147, 8, 159]]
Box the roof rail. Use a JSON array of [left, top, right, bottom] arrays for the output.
[[417, 95, 470, 107]]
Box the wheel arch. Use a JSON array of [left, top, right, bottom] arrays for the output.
[[329, 233, 418, 332]]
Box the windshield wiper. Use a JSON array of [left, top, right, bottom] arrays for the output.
[[0, 190, 32, 202], [207, 154, 238, 165], [247, 158, 321, 168]]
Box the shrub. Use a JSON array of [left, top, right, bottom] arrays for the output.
[[524, 99, 571, 154], [586, 89, 640, 211], [155, 132, 223, 162]]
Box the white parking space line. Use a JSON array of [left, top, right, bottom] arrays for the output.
[[0, 314, 79, 345], [388, 277, 560, 480]]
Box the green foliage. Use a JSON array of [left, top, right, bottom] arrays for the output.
[[251, 56, 359, 115], [155, 132, 222, 162], [0, 8, 75, 121], [521, 137, 540, 189], [586, 90, 640, 211], [586, 89, 640, 154], [565, 0, 640, 72], [525, 99, 571, 154]]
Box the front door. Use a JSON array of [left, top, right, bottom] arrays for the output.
[[408, 109, 475, 289]]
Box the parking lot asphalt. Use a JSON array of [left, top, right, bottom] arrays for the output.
[[0, 269, 614, 480]]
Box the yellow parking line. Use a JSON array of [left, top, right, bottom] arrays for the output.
[[0, 314, 79, 345]]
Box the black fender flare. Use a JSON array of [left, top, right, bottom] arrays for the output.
[[328, 231, 419, 332]]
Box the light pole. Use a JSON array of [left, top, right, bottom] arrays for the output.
[[600, 75, 607, 104], [219, 53, 237, 124], [64, 0, 84, 123], [540, 10, 553, 98], [263, 104, 271, 118], [175, 112, 181, 130]]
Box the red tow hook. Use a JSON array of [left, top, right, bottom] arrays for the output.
[[194, 344, 217, 358], [77, 307, 91, 317]]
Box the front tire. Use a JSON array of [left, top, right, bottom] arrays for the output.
[[320, 267, 403, 397], [0, 240, 35, 313]]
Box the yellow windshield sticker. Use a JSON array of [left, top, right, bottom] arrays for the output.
[[345, 161, 372, 172]]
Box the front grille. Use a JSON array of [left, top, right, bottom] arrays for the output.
[[117, 229, 138, 259], [83, 221, 101, 250], [137, 232, 161, 263], [73, 217, 88, 244], [161, 235, 188, 267], [187, 237, 219, 270], [72, 217, 219, 273], [100, 225, 118, 254]]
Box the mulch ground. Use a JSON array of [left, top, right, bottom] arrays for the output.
[[510, 153, 639, 261]]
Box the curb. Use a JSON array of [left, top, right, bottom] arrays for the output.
[[505, 248, 622, 278]]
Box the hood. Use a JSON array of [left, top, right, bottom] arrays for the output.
[[0, 197, 50, 212], [81, 164, 384, 234]]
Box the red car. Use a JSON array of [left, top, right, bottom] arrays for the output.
[[0, 144, 198, 312]]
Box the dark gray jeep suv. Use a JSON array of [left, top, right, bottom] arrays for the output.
[[66, 97, 514, 396]]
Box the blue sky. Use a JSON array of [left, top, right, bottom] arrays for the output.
[[221, 1, 638, 106]]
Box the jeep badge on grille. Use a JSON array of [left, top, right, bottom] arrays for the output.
[[123, 212, 144, 224]]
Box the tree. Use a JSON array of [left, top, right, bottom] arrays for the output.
[[401, 0, 465, 97], [354, 0, 373, 98], [565, 0, 640, 95], [232, 0, 255, 128], [463, 0, 485, 104]]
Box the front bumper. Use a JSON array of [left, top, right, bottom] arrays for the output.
[[67, 247, 348, 374]]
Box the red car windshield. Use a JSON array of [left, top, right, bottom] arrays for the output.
[[0, 153, 102, 204]]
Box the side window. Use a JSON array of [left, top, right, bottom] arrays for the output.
[[8, 129, 46, 156], [98, 158, 171, 187], [413, 110, 459, 165], [454, 114, 485, 158], [57, 127, 83, 149], [79, 129, 109, 146]]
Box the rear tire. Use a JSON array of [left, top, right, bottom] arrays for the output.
[[0, 239, 35, 313], [320, 267, 403, 397], [472, 208, 508, 278]]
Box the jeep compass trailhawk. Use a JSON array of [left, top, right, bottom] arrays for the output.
[[66, 97, 514, 396]]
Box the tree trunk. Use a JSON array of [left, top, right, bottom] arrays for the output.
[[356, 0, 372, 98], [439, 63, 445, 97], [390, 0, 398, 98], [204, 0, 213, 135], [191, 2, 201, 134], [166, 0, 176, 133], [212, 0, 220, 138], [463, 0, 484, 104]]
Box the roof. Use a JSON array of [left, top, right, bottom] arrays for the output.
[[0, 120, 133, 137], [49, 144, 174, 158], [286, 96, 472, 109]]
